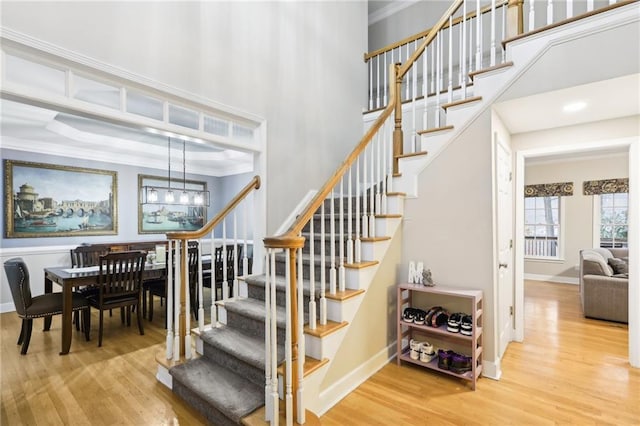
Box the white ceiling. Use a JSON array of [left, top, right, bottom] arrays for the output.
[[493, 73, 640, 135], [0, 99, 254, 177]]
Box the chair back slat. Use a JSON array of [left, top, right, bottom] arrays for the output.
[[71, 245, 111, 268], [98, 251, 146, 301]]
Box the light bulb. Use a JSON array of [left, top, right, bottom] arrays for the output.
[[180, 191, 189, 204], [148, 188, 158, 202], [165, 190, 175, 203], [194, 192, 203, 205]]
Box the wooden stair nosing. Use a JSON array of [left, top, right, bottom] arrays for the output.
[[376, 213, 402, 219], [395, 150, 428, 160], [387, 191, 406, 197], [345, 260, 379, 269], [468, 61, 514, 80], [275, 356, 330, 379], [360, 236, 391, 243], [441, 95, 482, 110], [417, 125, 454, 136], [325, 288, 365, 302], [304, 320, 348, 338]]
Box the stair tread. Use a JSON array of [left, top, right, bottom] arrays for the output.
[[170, 357, 264, 423], [223, 297, 287, 328], [246, 273, 333, 298], [201, 324, 285, 370]]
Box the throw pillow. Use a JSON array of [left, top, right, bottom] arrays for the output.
[[608, 257, 629, 275]]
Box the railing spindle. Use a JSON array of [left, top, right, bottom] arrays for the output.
[[347, 169, 354, 264], [330, 189, 337, 295], [320, 199, 327, 325], [529, 0, 536, 31], [166, 239, 174, 360], [309, 212, 317, 329], [339, 178, 346, 292], [547, 0, 554, 25], [355, 157, 362, 263], [490, 0, 497, 67]]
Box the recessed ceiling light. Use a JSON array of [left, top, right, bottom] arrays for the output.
[[563, 101, 587, 113]]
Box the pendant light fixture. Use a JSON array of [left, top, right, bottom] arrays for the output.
[[165, 137, 175, 203]]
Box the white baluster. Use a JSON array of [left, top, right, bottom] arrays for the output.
[[566, 0, 573, 19], [369, 139, 376, 238], [476, 0, 482, 70], [233, 212, 238, 299], [242, 200, 248, 286], [173, 243, 181, 362], [296, 245, 305, 424], [381, 123, 388, 215], [330, 189, 337, 295], [166, 239, 174, 360], [222, 221, 228, 300], [430, 38, 436, 95], [355, 157, 362, 263], [362, 144, 369, 239], [284, 249, 293, 426], [435, 30, 441, 127], [383, 51, 388, 106], [376, 55, 381, 109], [270, 252, 279, 425], [501, 2, 506, 64], [264, 251, 272, 422], [197, 239, 204, 332], [587, 0, 594, 12], [185, 243, 192, 360], [339, 178, 346, 292], [529, 0, 536, 31], [547, 0, 553, 25], [405, 43, 410, 100], [376, 131, 382, 213], [369, 59, 373, 111], [210, 233, 217, 325], [448, 15, 453, 103], [347, 168, 354, 264], [423, 42, 429, 129], [490, 0, 496, 67], [412, 43, 418, 152], [309, 214, 317, 330], [320, 199, 327, 325], [462, 0, 467, 98]]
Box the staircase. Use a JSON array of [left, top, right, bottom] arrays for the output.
[[161, 0, 639, 423]]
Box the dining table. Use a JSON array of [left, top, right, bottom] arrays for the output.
[[44, 255, 211, 355]]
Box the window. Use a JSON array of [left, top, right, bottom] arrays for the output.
[[597, 193, 628, 248], [524, 196, 561, 258]]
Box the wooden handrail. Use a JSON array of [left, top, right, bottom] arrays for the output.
[[166, 175, 261, 241], [264, 70, 397, 246], [364, 0, 508, 62]]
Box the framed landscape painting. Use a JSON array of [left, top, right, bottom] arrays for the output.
[[138, 174, 208, 234], [4, 160, 118, 238]]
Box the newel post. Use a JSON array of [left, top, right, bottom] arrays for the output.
[[506, 0, 525, 38], [392, 62, 403, 174]]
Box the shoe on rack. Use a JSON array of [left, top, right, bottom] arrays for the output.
[[447, 312, 463, 333], [460, 315, 473, 336], [413, 309, 427, 325], [425, 306, 442, 325], [437, 349, 455, 370], [450, 353, 472, 374], [409, 339, 424, 360], [430, 308, 449, 328], [402, 308, 416, 323], [419, 341, 436, 363]]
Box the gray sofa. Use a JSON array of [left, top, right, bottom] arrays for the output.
[[579, 248, 629, 323]]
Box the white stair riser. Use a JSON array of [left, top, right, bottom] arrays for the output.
[[386, 195, 405, 215], [361, 238, 392, 262], [375, 216, 401, 238], [326, 294, 363, 323], [305, 326, 348, 360]]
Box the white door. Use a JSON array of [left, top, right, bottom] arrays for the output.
[[495, 133, 514, 358]]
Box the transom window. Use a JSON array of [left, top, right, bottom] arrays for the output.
[[524, 196, 561, 258], [598, 193, 628, 248]]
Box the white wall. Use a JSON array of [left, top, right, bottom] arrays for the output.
[[0, 1, 368, 234], [523, 153, 629, 281]]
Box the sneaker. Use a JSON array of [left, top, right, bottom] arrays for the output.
[[413, 309, 427, 325], [460, 315, 473, 336], [430, 308, 449, 328], [409, 339, 424, 360], [447, 312, 463, 333], [450, 353, 472, 374], [437, 349, 455, 370], [402, 308, 416, 323], [419, 342, 436, 363], [425, 306, 442, 325]]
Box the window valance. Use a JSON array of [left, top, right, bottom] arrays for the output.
[[583, 178, 629, 195], [524, 182, 573, 198]]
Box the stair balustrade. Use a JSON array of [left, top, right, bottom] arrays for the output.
[[163, 175, 261, 362]]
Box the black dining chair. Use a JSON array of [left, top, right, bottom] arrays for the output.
[[87, 251, 146, 347], [70, 244, 111, 329], [3, 257, 90, 355]]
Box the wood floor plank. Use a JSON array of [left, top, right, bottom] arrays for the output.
[[2, 281, 638, 425]]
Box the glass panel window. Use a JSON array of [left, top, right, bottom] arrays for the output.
[[73, 75, 120, 109], [524, 195, 560, 258], [599, 193, 628, 248]]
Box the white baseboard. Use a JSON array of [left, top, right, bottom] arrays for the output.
[[482, 359, 501, 380], [1, 302, 16, 314], [156, 365, 173, 389], [524, 273, 579, 285], [317, 343, 395, 416]]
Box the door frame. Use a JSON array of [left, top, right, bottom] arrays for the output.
[[513, 137, 639, 368]]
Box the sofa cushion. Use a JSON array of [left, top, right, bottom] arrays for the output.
[[608, 257, 629, 275], [582, 252, 614, 276]]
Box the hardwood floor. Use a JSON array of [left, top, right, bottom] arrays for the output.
[[1, 281, 638, 425], [322, 281, 639, 425]]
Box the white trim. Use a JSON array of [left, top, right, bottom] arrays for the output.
[[524, 273, 579, 285], [316, 343, 394, 416], [628, 141, 639, 368], [1, 302, 16, 314], [368, 1, 420, 26], [482, 358, 501, 380]]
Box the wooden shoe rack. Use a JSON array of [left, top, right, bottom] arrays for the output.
[[396, 283, 483, 390]]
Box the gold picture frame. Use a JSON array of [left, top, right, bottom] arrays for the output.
[[4, 160, 118, 238]]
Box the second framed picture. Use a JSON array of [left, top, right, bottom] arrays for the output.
[[138, 174, 209, 234]]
